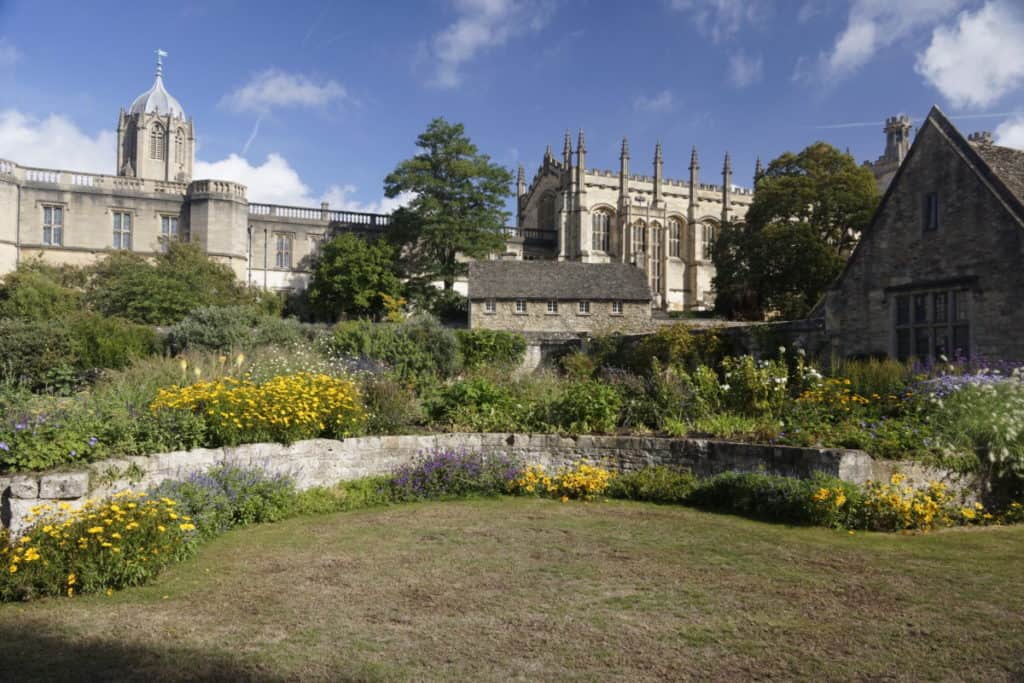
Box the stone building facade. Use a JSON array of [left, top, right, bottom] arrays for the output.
[[468, 260, 651, 333], [824, 106, 1024, 362], [863, 115, 913, 194], [0, 53, 389, 293], [512, 131, 754, 311]]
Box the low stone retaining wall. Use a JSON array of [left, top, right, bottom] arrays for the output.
[[0, 433, 975, 535]]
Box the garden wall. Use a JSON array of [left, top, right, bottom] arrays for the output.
[[0, 433, 976, 535]]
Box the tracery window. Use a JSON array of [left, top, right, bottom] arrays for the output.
[[669, 218, 682, 258], [591, 211, 610, 252], [651, 224, 663, 293], [702, 222, 717, 260], [275, 233, 293, 269], [539, 192, 556, 231], [150, 124, 166, 160], [633, 220, 646, 256]]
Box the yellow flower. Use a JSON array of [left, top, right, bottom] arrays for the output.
[[87, 526, 104, 534], [106, 588, 114, 597], [157, 525, 166, 533], [178, 523, 196, 532], [67, 573, 77, 586]]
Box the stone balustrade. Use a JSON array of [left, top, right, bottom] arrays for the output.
[[0, 158, 189, 196]]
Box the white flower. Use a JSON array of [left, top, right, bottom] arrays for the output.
[[778, 346, 786, 355], [720, 384, 731, 392]]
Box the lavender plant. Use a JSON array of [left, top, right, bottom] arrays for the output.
[[388, 449, 522, 500]]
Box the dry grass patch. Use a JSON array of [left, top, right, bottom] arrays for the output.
[[1, 498, 1023, 681]]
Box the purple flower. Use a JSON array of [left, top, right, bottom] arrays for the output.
[[88, 436, 99, 447], [14, 421, 27, 431], [69, 450, 77, 457], [0, 442, 8, 452]]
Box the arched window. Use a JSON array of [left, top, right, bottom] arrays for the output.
[[150, 124, 166, 160], [591, 211, 610, 252], [634, 220, 647, 255], [702, 222, 717, 260], [651, 224, 663, 292], [669, 218, 682, 258], [175, 129, 185, 164]]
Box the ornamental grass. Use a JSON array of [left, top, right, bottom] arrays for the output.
[[0, 492, 197, 601], [150, 371, 366, 446]]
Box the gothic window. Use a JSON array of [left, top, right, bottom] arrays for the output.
[[161, 215, 179, 252], [42, 205, 64, 246], [112, 211, 132, 250], [702, 222, 717, 260], [894, 289, 970, 361], [275, 233, 293, 269], [539, 192, 556, 231], [175, 129, 185, 164], [591, 211, 610, 252], [651, 224, 663, 293], [633, 220, 646, 256], [150, 124, 166, 161], [669, 218, 682, 258]]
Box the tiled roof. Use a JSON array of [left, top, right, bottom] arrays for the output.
[[468, 260, 652, 301], [971, 142, 1024, 209]]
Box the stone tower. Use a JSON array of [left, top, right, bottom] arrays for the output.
[[117, 50, 194, 183], [864, 114, 913, 193]]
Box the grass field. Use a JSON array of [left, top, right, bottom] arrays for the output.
[[1, 498, 1022, 682]]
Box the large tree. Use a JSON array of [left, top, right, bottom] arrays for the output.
[[383, 118, 512, 291], [713, 142, 879, 320], [307, 233, 403, 321]]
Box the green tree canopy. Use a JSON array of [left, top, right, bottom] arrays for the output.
[[383, 117, 512, 291], [307, 233, 403, 321], [85, 241, 251, 325], [713, 142, 879, 320]]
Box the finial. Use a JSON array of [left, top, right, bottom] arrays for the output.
[[723, 151, 732, 174], [620, 137, 630, 159], [544, 144, 553, 160], [690, 145, 699, 169], [563, 130, 572, 154], [577, 128, 586, 153], [155, 49, 168, 78], [655, 141, 663, 162], [755, 156, 763, 177], [517, 164, 525, 181]]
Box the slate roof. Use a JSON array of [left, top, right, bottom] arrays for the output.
[[971, 141, 1024, 211], [468, 260, 652, 301]]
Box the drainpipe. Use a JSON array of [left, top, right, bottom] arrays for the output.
[[263, 227, 269, 291]]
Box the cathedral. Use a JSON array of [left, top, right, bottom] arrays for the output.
[[0, 52, 387, 293], [511, 131, 753, 311]]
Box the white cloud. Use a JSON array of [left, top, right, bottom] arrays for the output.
[[995, 115, 1024, 150], [222, 69, 348, 113], [0, 109, 403, 213], [426, 0, 554, 88], [0, 39, 19, 69], [633, 90, 675, 113], [803, 0, 965, 83], [669, 0, 769, 43], [915, 1, 1024, 109], [0, 110, 115, 173], [728, 51, 763, 88]]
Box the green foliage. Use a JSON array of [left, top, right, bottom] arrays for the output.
[[455, 329, 526, 370], [0, 267, 81, 321], [719, 355, 790, 417], [291, 477, 394, 516], [330, 316, 459, 384], [150, 464, 298, 539], [431, 376, 522, 431], [383, 118, 511, 290], [606, 466, 698, 504], [426, 289, 468, 325], [560, 350, 598, 380], [831, 357, 911, 399], [933, 381, 1024, 479], [165, 305, 304, 354], [550, 380, 621, 434], [360, 372, 424, 435], [713, 143, 879, 320], [0, 318, 77, 392], [67, 313, 159, 371], [307, 233, 404, 321], [85, 241, 249, 325]]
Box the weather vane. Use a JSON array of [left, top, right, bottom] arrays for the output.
[[155, 49, 168, 77]]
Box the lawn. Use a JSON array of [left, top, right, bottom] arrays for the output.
[[1, 498, 1022, 682]]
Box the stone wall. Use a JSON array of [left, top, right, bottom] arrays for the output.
[[0, 433, 975, 536]]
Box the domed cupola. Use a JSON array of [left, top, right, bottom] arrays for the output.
[[117, 50, 194, 183], [129, 51, 186, 119]]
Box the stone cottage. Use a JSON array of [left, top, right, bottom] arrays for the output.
[[468, 261, 651, 333], [824, 106, 1024, 362]]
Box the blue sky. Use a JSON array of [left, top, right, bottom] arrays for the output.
[[1, 0, 1023, 214]]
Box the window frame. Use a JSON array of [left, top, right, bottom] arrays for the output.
[[591, 211, 610, 253], [274, 232, 294, 270], [923, 192, 939, 232], [484, 299, 496, 314], [668, 218, 681, 258], [893, 287, 969, 362], [577, 300, 591, 315], [546, 300, 558, 314], [42, 204, 64, 246], [112, 210, 133, 250], [514, 299, 527, 314], [611, 301, 623, 315]]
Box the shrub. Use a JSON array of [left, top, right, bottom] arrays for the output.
[[165, 305, 261, 353], [306, 233, 403, 321], [932, 379, 1024, 480], [388, 449, 521, 500], [0, 318, 78, 391], [150, 372, 366, 446], [67, 313, 159, 371], [292, 477, 394, 516], [550, 380, 621, 433], [719, 355, 789, 417], [455, 329, 527, 370], [330, 316, 459, 384], [150, 464, 298, 538], [606, 466, 698, 504], [831, 357, 911, 401], [428, 289, 468, 325], [630, 324, 721, 375], [0, 492, 198, 601], [0, 267, 81, 321], [430, 376, 521, 431], [560, 350, 597, 379], [361, 372, 423, 435]]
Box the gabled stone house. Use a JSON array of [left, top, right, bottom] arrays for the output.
[[824, 106, 1024, 362], [468, 261, 651, 333]]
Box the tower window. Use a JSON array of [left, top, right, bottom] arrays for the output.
[[150, 124, 166, 160], [42, 205, 64, 246], [112, 211, 132, 250]]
